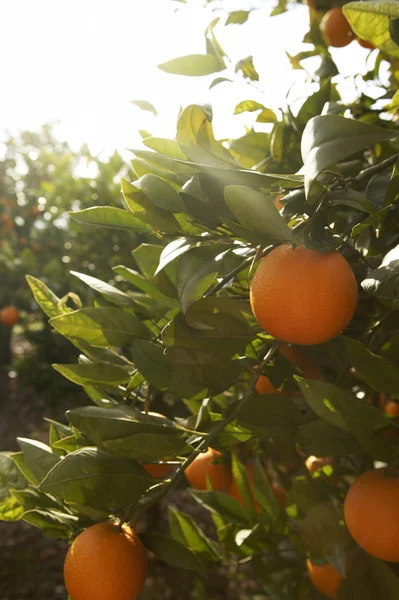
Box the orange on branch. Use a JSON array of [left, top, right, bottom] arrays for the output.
[[357, 38, 375, 50], [185, 448, 231, 491], [306, 559, 346, 599], [344, 469, 399, 562], [64, 521, 147, 600], [0, 305, 20, 327], [384, 401, 399, 418], [320, 8, 354, 48], [250, 244, 357, 345]]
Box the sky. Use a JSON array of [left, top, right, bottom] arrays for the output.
[[0, 0, 378, 159]]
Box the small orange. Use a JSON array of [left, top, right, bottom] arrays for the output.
[[279, 343, 321, 380], [306, 559, 346, 599], [320, 8, 354, 48], [273, 193, 284, 212], [357, 38, 375, 50], [255, 373, 281, 395], [0, 305, 20, 327], [384, 401, 399, 418], [141, 411, 174, 478], [344, 469, 399, 562], [228, 463, 286, 511], [185, 448, 231, 491], [64, 521, 147, 600], [250, 244, 357, 346]]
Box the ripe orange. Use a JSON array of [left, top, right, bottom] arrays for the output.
[[344, 469, 399, 562], [0, 305, 20, 327], [141, 411, 174, 478], [357, 38, 375, 50], [320, 8, 354, 48], [255, 373, 281, 395], [185, 448, 231, 491], [228, 463, 286, 511], [384, 401, 399, 418], [250, 244, 357, 345], [279, 343, 321, 380], [64, 521, 147, 600], [306, 559, 346, 599], [273, 193, 284, 212]]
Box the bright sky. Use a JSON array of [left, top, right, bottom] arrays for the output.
[[0, 0, 377, 158]]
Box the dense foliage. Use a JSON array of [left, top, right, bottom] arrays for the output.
[[2, 1, 399, 598]]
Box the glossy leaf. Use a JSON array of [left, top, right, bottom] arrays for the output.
[[52, 363, 130, 386], [69, 206, 152, 231], [139, 174, 186, 212], [25, 276, 64, 318], [343, 1, 399, 59], [345, 337, 399, 394], [141, 533, 207, 577], [17, 439, 60, 483]]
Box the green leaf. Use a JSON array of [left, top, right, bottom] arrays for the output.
[[141, 533, 207, 577], [130, 338, 203, 397], [224, 186, 292, 241], [209, 77, 233, 89], [0, 452, 25, 501], [190, 489, 250, 525], [256, 109, 278, 124], [297, 420, 363, 457], [40, 447, 152, 508], [345, 337, 399, 393], [22, 509, 77, 538], [352, 206, 391, 239], [301, 115, 397, 195], [143, 137, 187, 159], [70, 271, 136, 307], [235, 56, 259, 81], [226, 10, 250, 25], [236, 394, 301, 430], [155, 238, 194, 275], [343, 1, 399, 59], [139, 174, 186, 212], [0, 495, 24, 521], [158, 54, 225, 76], [234, 100, 265, 114], [103, 434, 191, 462], [25, 275, 63, 318], [122, 179, 181, 233], [130, 99, 158, 115], [69, 206, 152, 231], [298, 378, 391, 461], [176, 247, 223, 312], [67, 405, 179, 443], [253, 457, 281, 520], [168, 506, 223, 561], [53, 363, 130, 386], [10, 452, 39, 486], [50, 307, 150, 347], [328, 188, 375, 213], [231, 454, 257, 521], [339, 553, 399, 599], [11, 488, 60, 512], [17, 439, 60, 483], [296, 78, 332, 127], [133, 243, 163, 278], [362, 260, 399, 308]]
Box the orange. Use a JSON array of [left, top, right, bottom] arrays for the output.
[[185, 448, 231, 491], [320, 8, 354, 48], [0, 305, 20, 327], [255, 373, 281, 395], [306, 559, 346, 599], [64, 521, 147, 600], [357, 38, 375, 50], [273, 193, 284, 212], [228, 463, 286, 511], [344, 469, 399, 562], [279, 343, 321, 379], [141, 411, 174, 478], [385, 401, 399, 418], [250, 244, 357, 345]]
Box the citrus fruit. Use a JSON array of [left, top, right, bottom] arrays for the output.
[[185, 447, 231, 491], [385, 401, 399, 418], [344, 468, 399, 562], [228, 463, 286, 511], [279, 343, 320, 379], [306, 559, 346, 599], [250, 244, 357, 345], [255, 373, 281, 395], [0, 305, 20, 327], [64, 521, 147, 600], [141, 411, 174, 478], [320, 8, 354, 48], [357, 38, 375, 50]]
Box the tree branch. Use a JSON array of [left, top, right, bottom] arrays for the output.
[[129, 340, 281, 524]]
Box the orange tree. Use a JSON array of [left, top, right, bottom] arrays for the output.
[[1, 1, 399, 599], [0, 126, 143, 391]]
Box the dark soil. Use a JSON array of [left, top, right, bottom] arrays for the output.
[[0, 368, 260, 600]]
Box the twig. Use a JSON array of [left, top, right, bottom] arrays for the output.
[[206, 255, 254, 296], [128, 341, 281, 524], [330, 152, 399, 191]]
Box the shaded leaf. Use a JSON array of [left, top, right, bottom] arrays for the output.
[[69, 206, 151, 231], [52, 363, 130, 386], [141, 533, 207, 577]]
